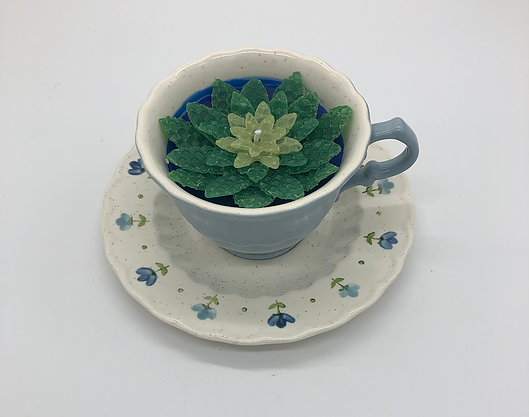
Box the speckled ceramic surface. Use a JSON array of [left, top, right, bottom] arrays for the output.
[[135, 47, 419, 259], [101, 144, 415, 345]]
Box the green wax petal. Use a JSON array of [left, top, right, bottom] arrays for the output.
[[288, 92, 318, 119], [293, 163, 339, 191], [168, 169, 218, 191], [233, 186, 275, 208], [159, 117, 211, 147], [211, 79, 238, 114], [166, 147, 223, 174], [259, 168, 304, 200], [272, 71, 305, 105], [286, 140, 341, 174], [305, 105, 353, 142], [204, 167, 252, 198], [241, 78, 269, 109]]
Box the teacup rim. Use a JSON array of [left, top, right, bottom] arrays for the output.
[[136, 46, 372, 216]]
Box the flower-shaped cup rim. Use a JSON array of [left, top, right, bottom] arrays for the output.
[[136, 46, 371, 217]]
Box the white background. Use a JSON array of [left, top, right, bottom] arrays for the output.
[[1, 0, 528, 415]]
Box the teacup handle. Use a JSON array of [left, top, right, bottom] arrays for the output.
[[341, 117, 419, 190]]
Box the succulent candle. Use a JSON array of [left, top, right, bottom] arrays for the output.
[[160, 72, 352, 208]]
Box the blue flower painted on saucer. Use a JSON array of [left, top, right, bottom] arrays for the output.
[[331, 278, 360, 298], [362, 179, 394, 197], [379, 232, 398, 249], [116, 213, 132, 231], [268, 300, 295, 328], [377, 179, 395, 194], [191, 294, 219, 320], [364, 231, 398, 249], [128, 158, 145, 175], [135, 263, 169, 286], [116, 213, 149, 230], [136, 268, 157, 286]]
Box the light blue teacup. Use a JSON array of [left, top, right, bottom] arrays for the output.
[[136, 47, 419, 259]]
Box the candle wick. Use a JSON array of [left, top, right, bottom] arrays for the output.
[[253, 129, 262, 143]]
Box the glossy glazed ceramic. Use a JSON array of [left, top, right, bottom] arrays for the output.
[[102, 144, 415, 345], [135, 47, 419, 259]]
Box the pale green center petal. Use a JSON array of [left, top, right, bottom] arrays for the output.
[[258, 155, 280, 169], [261, 127, 286, 142], [216, 137, 238, 152], [234, 152, 257, 168], [260, 142, 281, 154], [255, 102, 272, 122], [277, 137, 303, 154], [231, 138, 262, 158], [275, 113, 297, 132], [228, 113, 245, 128], [259, 115, 275, 132], [230, 126, 253, 141], [245, 114, 260, 132], [248, 146, 263, 158]]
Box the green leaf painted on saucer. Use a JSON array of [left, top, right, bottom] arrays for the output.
[[155, 263, 169, 276], [330, 277, 344, 288], [159, 117, 211, 148], [166, 147, 223, 174], [233, 186, 275, 208], [241, 78, 269, 109], [138, 214, 147, 227], [363, 185, 375, 197], [204, 295, 219, 305], [365, 232, 375, 245], [168, 169, 218, 191], [211, 79, 238, 114]]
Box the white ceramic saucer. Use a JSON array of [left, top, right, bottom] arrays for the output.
[[101, 144, 415, 345]]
